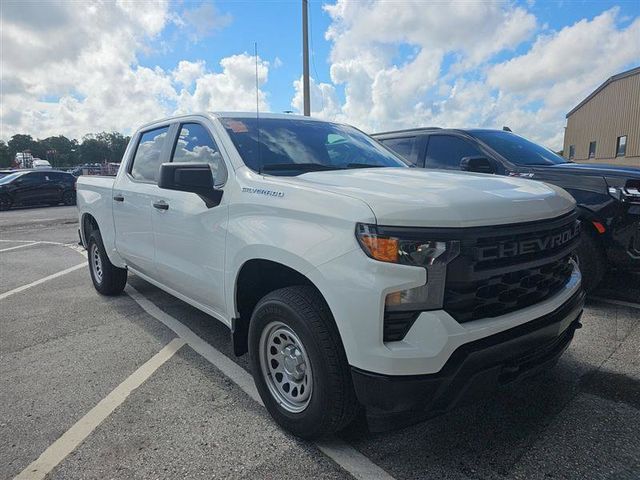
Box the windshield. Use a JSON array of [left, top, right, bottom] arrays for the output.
[[0, 172, 24, 184], [220, 117, 408, 175], [471, 130, 568, 166]]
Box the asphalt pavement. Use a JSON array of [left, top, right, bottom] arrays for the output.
[[1, 205, 638, 480]]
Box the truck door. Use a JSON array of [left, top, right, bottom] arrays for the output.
[[113, 125, 172, 276], [151, 121, 229, 318]]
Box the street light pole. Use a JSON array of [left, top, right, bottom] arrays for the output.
[[302, 0, 310, 116]]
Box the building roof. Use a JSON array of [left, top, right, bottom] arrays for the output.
[[566, 66, 640, 118]]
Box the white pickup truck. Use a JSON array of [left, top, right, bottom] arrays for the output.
[[77, 113, 584, 438]]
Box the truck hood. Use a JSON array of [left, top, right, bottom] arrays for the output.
[[298, 168, 575, 227], [542, 163, 640, 179]]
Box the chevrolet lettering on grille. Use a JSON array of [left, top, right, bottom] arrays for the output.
[[475, 222, 580, 261]]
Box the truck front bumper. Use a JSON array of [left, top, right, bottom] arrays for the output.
[[351, 289, 585, 432]]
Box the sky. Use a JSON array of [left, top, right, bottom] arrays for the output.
[[1, 0, 639, 150]]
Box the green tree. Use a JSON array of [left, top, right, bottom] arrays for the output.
[[79, 132, 130, 164], [8, 134, 37, 161], [39, 135, 79, 167], [79, 135, 110, 164]]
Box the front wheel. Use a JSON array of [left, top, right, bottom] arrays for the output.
[[87, 229, 127, 295], [248, 286, 358, 439], [576, 229, 606, 293]]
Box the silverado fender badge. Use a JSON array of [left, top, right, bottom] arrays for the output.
[[242, 187, 285, 198]]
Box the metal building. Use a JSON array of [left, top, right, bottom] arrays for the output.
[[563, 66, 639, 167]]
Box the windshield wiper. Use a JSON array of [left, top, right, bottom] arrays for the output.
[[260, 163, 343, 172], [345, 163, 385, 169]]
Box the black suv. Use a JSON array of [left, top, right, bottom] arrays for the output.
[[0, 170, 77, 210], [373, 128, 640, 292]]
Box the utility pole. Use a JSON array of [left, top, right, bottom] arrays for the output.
[[302, 0, 310, 116]]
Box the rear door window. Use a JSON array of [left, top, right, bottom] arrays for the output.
[[130, 126, 170, 182], [380, 137, 418, 165], [425, 135, 482, 170]]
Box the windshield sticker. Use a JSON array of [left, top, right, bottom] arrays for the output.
[[224, 119, 249, 133], [242, 187, 284, 198]]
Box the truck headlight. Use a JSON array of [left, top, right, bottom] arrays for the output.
[[606, 179, 640, 203], [355, 223, 460, 311]]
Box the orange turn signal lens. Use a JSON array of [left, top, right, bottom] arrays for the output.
[[385, 291, 403, 306], [359, 235, 399, 262]]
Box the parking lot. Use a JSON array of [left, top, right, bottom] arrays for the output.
[[1, 206, 639, 480]]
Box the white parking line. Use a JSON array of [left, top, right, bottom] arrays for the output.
[[315, 439, 396, 480], [125, 285, 396, 480], [14, 338, 186, 480], [0, 263, 85, 301], [0, 242, 39, 253]]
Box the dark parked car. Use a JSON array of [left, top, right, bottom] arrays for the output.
[[0, 170, 77, 210], [373, 128, 640, 292]]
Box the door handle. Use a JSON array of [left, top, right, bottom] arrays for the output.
[[153, 200, 169, 211], [113, 195, 124, 202]]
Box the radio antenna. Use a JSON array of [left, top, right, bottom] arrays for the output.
[[254, 42, 260, 119], [254, 42, 263, 174]]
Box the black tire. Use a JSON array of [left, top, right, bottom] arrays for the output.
[[248, 285, 358, 439], [576, 229, 606, 293], [87, 228, 127, 295], [0, 195, 11, 211], [62, 190, 76, 206]]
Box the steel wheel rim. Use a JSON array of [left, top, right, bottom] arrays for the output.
[[259, 321, 313, 413], [91, 243, 103, 284]]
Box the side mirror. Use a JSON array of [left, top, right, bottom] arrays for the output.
[[460, 156, 495, 174], [158, 163, 223, 208]]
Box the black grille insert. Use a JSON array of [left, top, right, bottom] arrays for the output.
[[444, 255, 574, 323]]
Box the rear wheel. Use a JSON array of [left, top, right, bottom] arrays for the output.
[[0, 195, 11, 211], [576, 229, 606, 293], [248, 286, 358, 439], [87, 229, 127, 295]]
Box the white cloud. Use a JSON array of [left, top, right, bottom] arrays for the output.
[[311, 0, 537, 132], [173, 60, 207, 87], [291, 76, 341, 119], [176, 54, 270, 113], [179, 2, 233, 42], [487, 8, 640, 111], [300, 1, 639, 149], [2, 0, 638, 154], [0, 0, 264, 140]]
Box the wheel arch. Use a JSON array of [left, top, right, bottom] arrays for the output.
[[80, 212, 99, 247], [231, 258, 336, 357]]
